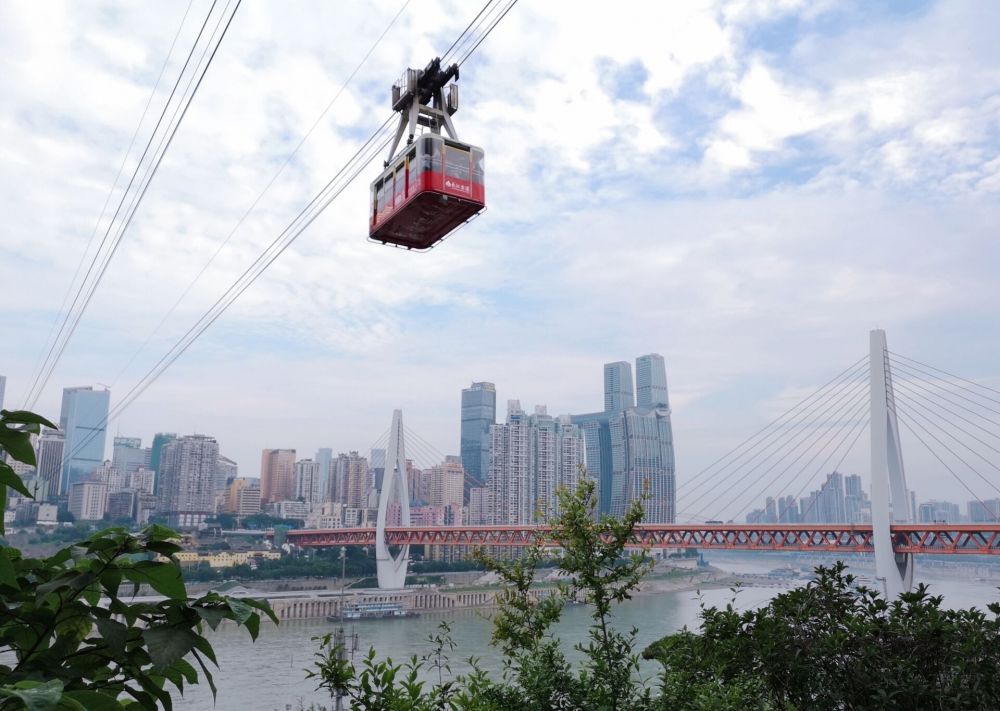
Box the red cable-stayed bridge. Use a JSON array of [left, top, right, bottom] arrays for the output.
[[270, 331, 1000, 593]]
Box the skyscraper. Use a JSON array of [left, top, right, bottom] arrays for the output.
[[488, 401, 532, 525], [609, 406, 676, 523], [636, 354, 669, 408], [215, 455, 238, 493], [156, 434, 219, 528], [0, 374, 6, 410], [294, 459, 323, 506], [59, 386, 111, 494], [149, 433, 178, 491], [604, 361, 634, 412], [260, 449, 296, 504], [461, 382, 496, 486], [315, 447, 333, 500], [35, 430, 64, 500], [112, 437, 150, 479]]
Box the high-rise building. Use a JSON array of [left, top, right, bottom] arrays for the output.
[[260, 449, 296, 504], [461, 382, 496, 487], [488, 402, 585, 525], [0, 374, 6, 410], [112, 437, 150, 480], [157, 434, 219, 528], [215, 455, 238, 493], [68, 480, 107, 521], [468, 486, 491, 525], [918, 500, 961, 523], [425, 457, 465, 510], [604, 361, 634, 412], [315, 447, 333, 500], [609, 405, 675, 523], [106, 491, 137, 521], [225, 477, 261, 517], [636, 354, 669, 409], [35, 430, 64, 500], [59, 386, 111, 494], [336, 452, 370, 509], [128, 467, 156, 495], [93, 461, 125, 493], [969, 498, 1000, 523], [294, 459, 323, 506], [149, 433, 177, 474], [369, 448, 386, 492]]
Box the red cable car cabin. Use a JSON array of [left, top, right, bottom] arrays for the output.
[[370, 134, 485, 250]]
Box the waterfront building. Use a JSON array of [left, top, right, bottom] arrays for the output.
[[272, 500, 309, 520], [468, 487, 491, 525], [609, 404, 675, 523], [425, 456, 464, 510], [333, 451, 370, 509], [969, 498, 1000, 522], [294, 459, 323, 506], [918, 499, 962, 523], [158, 434, 219, 529], [59, 386, 111, 494], [461, 381, 496, 487], [35, 430, 64, 500], [68, 480, 107, 521], [260, 449, 296, 504]]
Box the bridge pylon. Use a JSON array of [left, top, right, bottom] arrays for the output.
[[375, 409, 410, 588], [869, 329, 914, 598]]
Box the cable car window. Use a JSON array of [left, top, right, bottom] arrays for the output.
[[423, 137, 441, 174], [394, 166, 405, 205], [444, 146, 470, 181], [471, 148, 484, 184]]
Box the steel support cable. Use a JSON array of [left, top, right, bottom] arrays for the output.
[[893, 397, 1000, 479], [893, 405, 1000, 499], [57, 120, 396, 470], [889, 350, 1000, 401], [896, 414, 1000, 522], [679, 366, 870, 510], [444, 0, 508, 65], [440, 0, 497, 62], [792, 413, 870, 523], [680, 377, 870, 521], [57, 1, 516, 465], [697, 382, 871, 522], [732, 394, 872, 522], [893, 379, 1000, 453], [108, 0, 414, 388], [678, 356, 868, 500], [25, 0, 222, 408], [889, 360, 1000, 424], [893, 377, 1000, 444], [405, 426, 449, 464], [27, 0, 241, 409], [455, 0, 520, 67], [20, 0, 197, 407]]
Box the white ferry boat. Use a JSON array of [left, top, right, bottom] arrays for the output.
[[327, 601, 419, 622]]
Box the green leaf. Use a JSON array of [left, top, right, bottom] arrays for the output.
[[0, 680, 64, 711], [122, 561, 186, 599], [0, 430, 36, 466], [1, 410, 58, 428], [0, 461, 34, 498], [95, 617, 129, 657], [195, 606, 227, 630], [0, 547, 18, 589], [61, 691, 125, 711], [142, 626, 200, 671]]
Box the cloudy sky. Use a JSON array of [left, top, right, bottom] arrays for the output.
[[2, 0, 999, 518]]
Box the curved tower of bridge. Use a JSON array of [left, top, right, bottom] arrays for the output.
[[869, 329, 914, 599], [376, 409, 410, 588]]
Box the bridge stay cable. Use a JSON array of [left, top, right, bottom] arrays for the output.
[[731, 394, 871, 522], [889, 351, 1000, 402], [889, 361, 1000, 425], [695, 381, 870, 522], [892, 377, 1000, 445], [896, 413, 1000, 522], [892, 382, 1000, 463], [680, 367, 869, 515]]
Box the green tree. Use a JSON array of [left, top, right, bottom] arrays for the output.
[[0, 409, 278, 709]]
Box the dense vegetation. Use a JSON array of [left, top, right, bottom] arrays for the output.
[[307, 479, 1000, 710], [0, 409, 276, 710]]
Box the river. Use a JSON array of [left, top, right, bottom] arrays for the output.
[[175, 556, 1000, 711]]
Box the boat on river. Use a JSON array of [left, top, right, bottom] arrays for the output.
[[327, 601, 420, 622]]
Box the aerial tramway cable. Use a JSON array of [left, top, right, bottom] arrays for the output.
[[57, 0, 519, 467]]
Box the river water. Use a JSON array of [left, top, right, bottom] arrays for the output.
[[175, 557, 1000, 711]]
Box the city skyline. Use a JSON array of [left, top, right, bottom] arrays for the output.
[[2, 2, 999, 509]]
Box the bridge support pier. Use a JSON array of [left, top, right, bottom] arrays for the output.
[[870, 329, 914, 599], [376, 409, 410, 589]]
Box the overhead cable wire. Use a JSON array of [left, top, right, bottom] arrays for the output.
[[20, 0, 197, 407], [698, 383, 871, 522], [889, 351, 1000, 401], [442, 0, 508, 65], [454, 0, 520, 66], [27, 0, 242, 409], [894, 407, 1000, 499], [677, 355, 868, 501], [57, 0, 517, 467], [897, 415, 1000, 522], [108, 0, 414, 388], [679, 365, 869, 513]]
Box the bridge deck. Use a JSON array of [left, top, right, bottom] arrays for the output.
[[282, 524, 1000, 555]]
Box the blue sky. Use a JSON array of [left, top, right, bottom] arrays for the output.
[[2, 0, 999, 517]]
